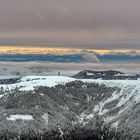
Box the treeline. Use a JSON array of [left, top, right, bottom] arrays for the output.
[[0, 125, 136, 140]]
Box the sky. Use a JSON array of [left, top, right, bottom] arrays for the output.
[[0, 0, 140, 49]]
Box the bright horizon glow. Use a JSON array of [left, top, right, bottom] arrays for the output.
[[0, 46, 139, 55]]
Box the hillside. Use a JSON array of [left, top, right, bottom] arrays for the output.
[[0, 76, 140, 139]]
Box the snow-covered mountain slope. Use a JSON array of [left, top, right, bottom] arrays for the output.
[[1, 75, 140, 91], [0, 76, 140, 138], [73, 70, 140, 80], [0, 76, 75, 91]]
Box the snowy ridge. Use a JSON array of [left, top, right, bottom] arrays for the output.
[[0, 76, 75, 91], [1, 75, 140, 91]]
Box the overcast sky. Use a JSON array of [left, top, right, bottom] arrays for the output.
[[1, 0, 140, 49]]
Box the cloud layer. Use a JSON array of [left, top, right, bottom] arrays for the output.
[[0, 0, 140, 48]]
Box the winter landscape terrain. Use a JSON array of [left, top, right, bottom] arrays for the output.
[[0, 70, 140, 139], [1, 0, 140, 139]]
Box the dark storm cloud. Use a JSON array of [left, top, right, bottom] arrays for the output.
[[1, 0, 140, 48]]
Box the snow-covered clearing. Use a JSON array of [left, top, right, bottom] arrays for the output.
[[6, 114, 33, 121]]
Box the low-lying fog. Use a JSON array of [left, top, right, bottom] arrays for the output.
[[0, 61, 140, 79]]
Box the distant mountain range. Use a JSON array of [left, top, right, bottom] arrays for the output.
[[0, 53, 140, 62], [0, 54, 85, 62], [98, 54, 140, 62]]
